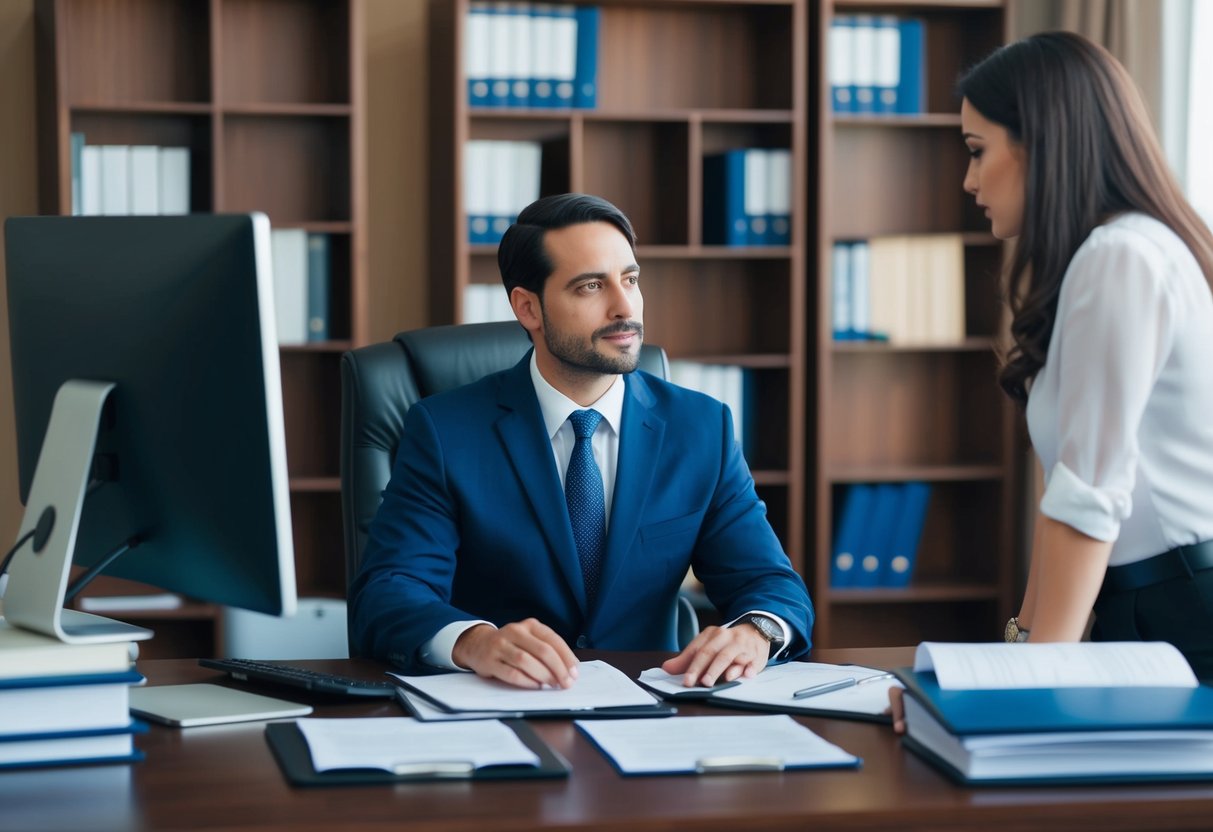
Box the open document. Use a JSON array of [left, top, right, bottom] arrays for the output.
[[392, 659, 672, 720], [576, 714, 860, 775], [639, 663, 902, 722], [897, 641, 1213, 785]]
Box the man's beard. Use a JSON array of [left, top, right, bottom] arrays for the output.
[[541, 313, 644, 376]]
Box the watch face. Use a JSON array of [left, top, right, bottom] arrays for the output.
[[749, 615, 781, 642], [1004, 617, 1020, 643]]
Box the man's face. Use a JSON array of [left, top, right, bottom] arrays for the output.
[[526, 221, 644, 378]]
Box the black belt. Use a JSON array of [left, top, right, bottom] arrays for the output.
[[1102, 540, 1213, 594]]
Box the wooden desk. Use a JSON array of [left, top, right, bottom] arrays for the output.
[[4, 648, 1213, 832]]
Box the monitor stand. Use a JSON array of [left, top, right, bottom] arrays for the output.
[[3, 380, 153, 644]]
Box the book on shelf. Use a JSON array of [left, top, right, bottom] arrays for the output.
[[306, 233, 331, 342], [99, 145, 130, 216], [830, 14, 924, 116], [830, 482, 930, 589], [158, 146, 191, 215], [70, 132, 85, 216], [898, 641, 1213, 785], [71, 140, 191, 218], [129, 145, 160, 216], [463, 283, 515, 324], [464, 140, 541, 245], [271, 228, 309, 345], [465, 3, 596, 109], [0, 619, 132, 680]]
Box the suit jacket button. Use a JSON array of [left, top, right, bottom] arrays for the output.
[[575, 635, 589, 649]]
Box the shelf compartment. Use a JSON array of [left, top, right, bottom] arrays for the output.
[[826, 349, 1005, 469], [582, 121, 689, 246], [219, 0, 351, 105], [69, 112, 213, 213], [641, 258, 791, 356], [289, 491, 345, 597], [596, 4, 794, 111], [279, 351, 341, 480], [221, 116, 351, 222], [62, 0, 210, 105]]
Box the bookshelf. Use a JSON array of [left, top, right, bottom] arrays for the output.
[[33, 0, 366, 659], [429, 0, 810, 579], [811, 0, 1016, 646]]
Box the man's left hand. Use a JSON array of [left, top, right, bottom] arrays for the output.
[[660, 624, 770, 687]]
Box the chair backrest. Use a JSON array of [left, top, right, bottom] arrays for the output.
[[339, 320, 670, 598]]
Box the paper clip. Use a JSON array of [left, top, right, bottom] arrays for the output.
[[695, 755, 785, 774]]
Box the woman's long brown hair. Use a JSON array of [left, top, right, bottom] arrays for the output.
[[958, 32, 1213, 404]]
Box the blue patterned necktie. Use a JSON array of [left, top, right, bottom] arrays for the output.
[[566, 409, 606, 606]]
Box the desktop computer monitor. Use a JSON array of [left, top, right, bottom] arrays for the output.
[[3, 214, 296, 644]]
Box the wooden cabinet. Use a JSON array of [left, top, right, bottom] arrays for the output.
[[810, 0, 1016, 647], [34, 0, 366, 658], [428, 0, 810, 572]]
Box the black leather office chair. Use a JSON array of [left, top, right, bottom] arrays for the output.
[[339, 320, 699, 655]]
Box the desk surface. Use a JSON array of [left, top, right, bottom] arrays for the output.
[[5, 647, 1213, 832]]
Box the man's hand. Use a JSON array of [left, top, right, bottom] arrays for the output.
[[660, 624, 770, 687], [451, 619, 579, 689]]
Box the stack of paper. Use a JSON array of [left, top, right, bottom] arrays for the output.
[[898, 641, 1213, 784]]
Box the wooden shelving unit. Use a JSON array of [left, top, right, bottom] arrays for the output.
[[34, 0, 366, 659], [809, 0, 1016, 647], [429, 0, 810, 575]]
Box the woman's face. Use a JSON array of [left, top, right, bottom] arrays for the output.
[[961, 98, 1026, 239]]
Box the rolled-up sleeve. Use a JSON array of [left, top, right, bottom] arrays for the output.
[[1038, 230, 1178, 541]]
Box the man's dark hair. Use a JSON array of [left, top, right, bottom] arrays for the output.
[[498, 193, 637, 300]]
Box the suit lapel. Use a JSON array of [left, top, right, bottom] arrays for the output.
[[495, 355, 588, 615], [596, 373, 665, 609]]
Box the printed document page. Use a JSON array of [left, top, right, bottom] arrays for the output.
[[577, 714, 858, 774], [392, 659, 659, 712], [296, 717, 538, 773], [914, 641, 1199, 690]]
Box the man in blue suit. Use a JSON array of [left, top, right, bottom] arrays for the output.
[[351, 194, 813, 689]]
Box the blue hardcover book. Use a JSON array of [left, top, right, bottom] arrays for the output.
[[702, 150, 748, 247], [882, 481, 930, 587], [572, 5, 599, 109], [306, 233, 330, 342], [743, 148, 768, 246], [529, 3, 556, 108], [551, 4, 577, 108], [849, 240, 870, 339], [70, 132, 85, 215], [506, 2, 532, 108], [895, 18, 925, 115], [486, 2, 511, 107], [466, 2, 493, 107], [765, 149, 791, 246], [829, 16, 854, 114], [850, 14, 877, 114], [830, 484, 875, 588], [851, 483, 902, 588]]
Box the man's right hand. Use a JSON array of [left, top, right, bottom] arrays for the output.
[[451, 618, 579, 689]]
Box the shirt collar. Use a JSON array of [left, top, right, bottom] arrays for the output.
[[529, 350, 625, 439]]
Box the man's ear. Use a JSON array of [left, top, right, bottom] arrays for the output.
[[510, 286, 543, 334]]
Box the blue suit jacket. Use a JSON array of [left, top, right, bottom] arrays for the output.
[[350, 354, 813, 671]]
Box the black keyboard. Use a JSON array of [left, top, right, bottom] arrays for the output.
[[198, 658, 397, 699]]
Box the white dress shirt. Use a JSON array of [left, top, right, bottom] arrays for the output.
[[420, 352, 788, 669], [1026, 213, 1213, 566]]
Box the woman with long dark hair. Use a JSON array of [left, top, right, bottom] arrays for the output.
[[956, 31, 1213, 675]]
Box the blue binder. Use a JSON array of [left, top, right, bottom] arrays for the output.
[[306, 233, 330, 342], [851, 483, 901, 588], [703, 150, 748, 247], [882, 481, 930, 587], [573, 6, 599, 109], [830, 484, 875, 588], [895, 18, 925, 114]]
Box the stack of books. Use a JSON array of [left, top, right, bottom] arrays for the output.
[[71, 133, 190, 216], [830, 482, 931, 589], [897, 641, 1213, 785], [0, 619, 145, 770]]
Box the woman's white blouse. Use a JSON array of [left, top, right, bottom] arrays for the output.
[[1026, 213, 1213, 566]]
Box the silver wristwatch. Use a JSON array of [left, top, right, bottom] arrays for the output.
[[1004, 616, 1030, 643], [739, 614, 785, 657]]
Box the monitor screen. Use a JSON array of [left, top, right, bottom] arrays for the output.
[[4, 214, 296, 627]]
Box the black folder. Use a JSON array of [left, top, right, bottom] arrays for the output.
[[264, 719, 571, 787]]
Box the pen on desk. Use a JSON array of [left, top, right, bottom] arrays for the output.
[[854, 672, 897, 686], [791, 677, 856, 700]]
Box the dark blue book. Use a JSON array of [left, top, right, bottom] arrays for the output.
[[829, 16, 855, 114], [851, 483, 901, 588], [573, 6, 599, 109], [830, 484, 875, 588], [882, 481, 930, 587], [466, 2, 492, 107], [703, 150, 748, 247]]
